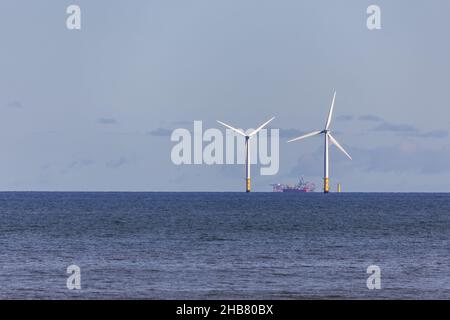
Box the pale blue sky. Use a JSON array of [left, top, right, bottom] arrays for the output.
[[0, 0, 449, 191]]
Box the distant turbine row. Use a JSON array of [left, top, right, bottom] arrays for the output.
[[217, 91, 352, 193]]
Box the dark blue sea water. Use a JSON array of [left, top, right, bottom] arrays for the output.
[[1, 192, 449, 299]]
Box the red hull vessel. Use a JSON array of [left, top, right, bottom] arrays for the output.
[[271, 177, 316, 193]]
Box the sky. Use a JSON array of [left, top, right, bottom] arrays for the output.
[[0, 0, 449, 192]]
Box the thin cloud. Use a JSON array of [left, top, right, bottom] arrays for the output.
[[372, 122, 419, 133], [347, 144, 450, 174], [336, 115, 354, 121], [68, 159, 94, 169], [358, 115, 383, 122], [292, 143, 450, 176], [372, 121, 448, 139], [147, 128, 173, 137], [417, 130, 448, 138], [61, 159, 95, 174], [278, 128, 308, 138], [97, 118, 117, 125], [106, 157, 128, 168], [171, 120, 192, 126], [5, 101, 23, 108]]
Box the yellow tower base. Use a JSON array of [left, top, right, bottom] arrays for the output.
[[246, 178, 251, 193], [324, 178, 329, 193]]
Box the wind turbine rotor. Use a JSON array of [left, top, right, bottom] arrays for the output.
[[325, 91, 337, 130], [216, 120, 247, 137], [287, 130, 322, 143], [249, 117, 276, 137], [327, 133, 352, 160], [287, 90, 352, 194], [217, 117, 276, 192]]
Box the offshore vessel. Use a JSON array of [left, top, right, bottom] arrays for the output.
[[270, 177, 316, 193]]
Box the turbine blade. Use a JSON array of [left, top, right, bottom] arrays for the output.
[[217, 120, 246, 136], [328, 133, 352, 160], [325, 91, 337, 130], [287, 130, 322, 143], [249, 117, 275, 137]]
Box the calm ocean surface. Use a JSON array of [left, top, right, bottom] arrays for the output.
[[0, 192, 449, 299]]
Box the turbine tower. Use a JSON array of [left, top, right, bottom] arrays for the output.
[[217, 117, 275, 192], [288, 91, 352, 193]]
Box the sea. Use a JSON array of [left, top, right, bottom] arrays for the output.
[[0, 192, 449, 299]]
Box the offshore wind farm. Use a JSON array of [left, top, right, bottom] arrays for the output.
[[2, 0, 450, 303], [215, 91, 353, 193]]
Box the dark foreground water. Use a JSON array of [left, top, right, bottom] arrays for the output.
[[0, 192, 449, 299]]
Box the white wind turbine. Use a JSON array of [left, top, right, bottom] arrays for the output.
[[217, 117, 275, 192], [288, 91, 352, 193]]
